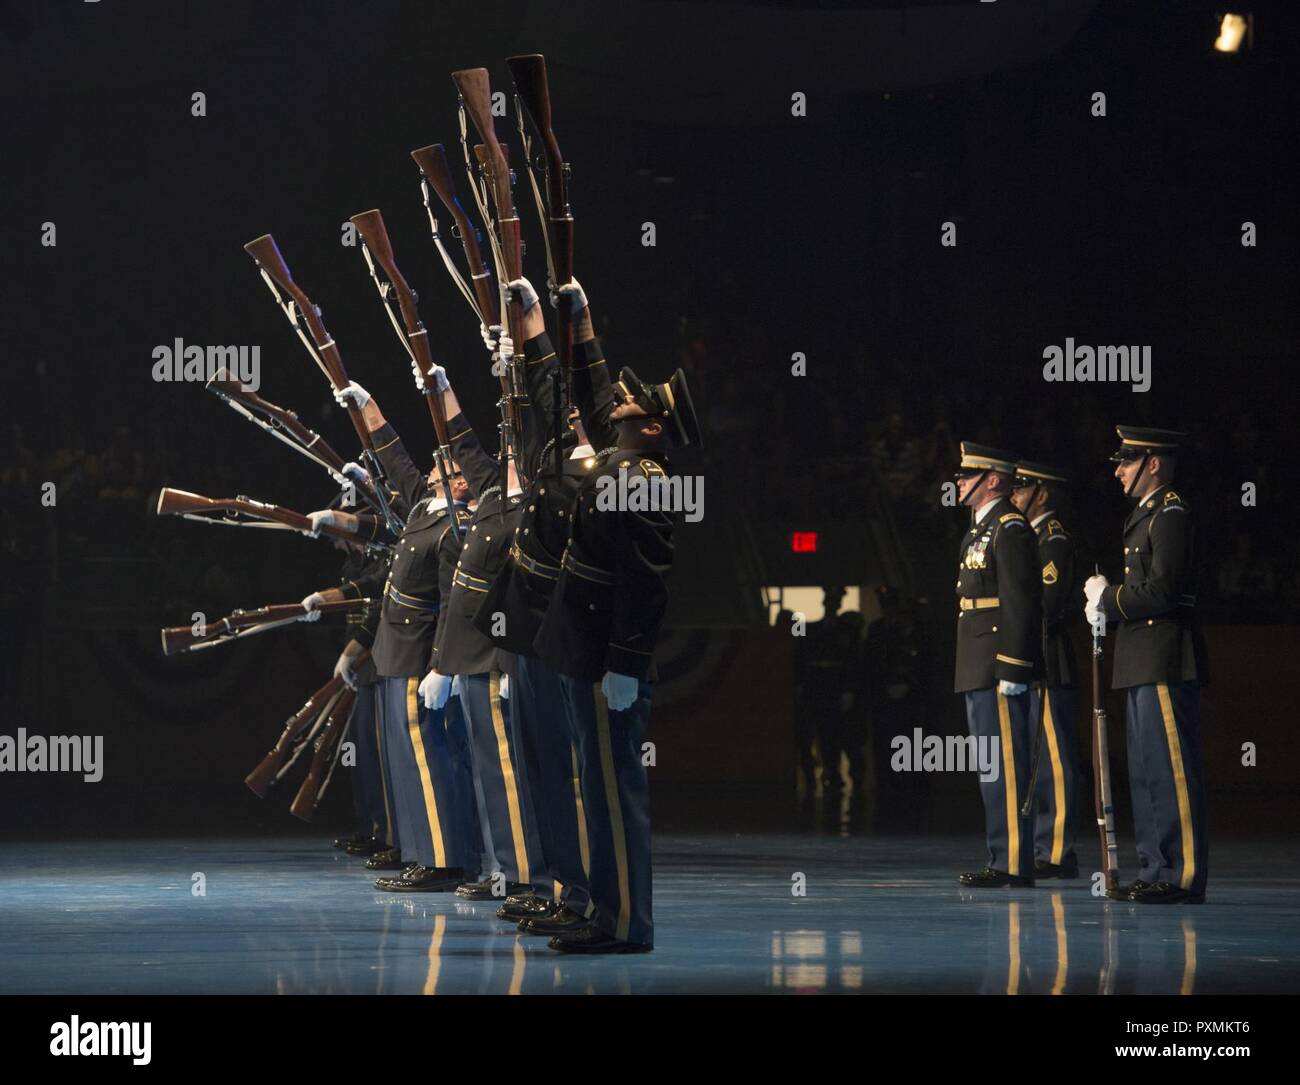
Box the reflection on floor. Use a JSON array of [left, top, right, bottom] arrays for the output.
[[1, 834, 1296, 994]]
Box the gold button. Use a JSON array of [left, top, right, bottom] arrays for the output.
[[485, 535, 492, 542], [529, 505, 535, 512], [992, 626, 998, 632], [540, 487, 546, 495], [524, 528, 529, 535], [1124, 566, 1130, 573], [1147, 619, 1153, 626], [404, 618, 410, 624]]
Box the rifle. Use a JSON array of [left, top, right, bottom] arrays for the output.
[[508, 53, 574, 482], [289, 686, 357, 821], [155, 487, 388, 553], [451, 67, 529, 491], [348, 209, 461, 531], [160, 598, 371, 656], [1092, 573, 1120, 893], [244, 666, 364, 797], [243, 233, 405, 538]]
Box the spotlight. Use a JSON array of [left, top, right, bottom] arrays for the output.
[[1214, 13, 1250, 53]]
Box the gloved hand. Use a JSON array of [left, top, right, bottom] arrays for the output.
[[601, 671, 639, 712], [333, 381, 371, 410], [300, 592, 326, 621], [419, 670, 452, 710], [551, 278, 588, 314], [480, 323, 502, 353], [341, 461, 372, 487], [998, 680, 1029, 697], [306, 510, 334, 538], [494, 334, 515, 364], [451, 674, 463, 701], [499, 674, 510, 701], [1084, 573, 1108, 625], [507, 276, 540, 312], [424, 363, 450, 393], [334, 646, 361, 690]]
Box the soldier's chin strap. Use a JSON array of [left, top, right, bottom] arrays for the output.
[[1123, 452, 1150, 499], [958, 469, 989, 510]]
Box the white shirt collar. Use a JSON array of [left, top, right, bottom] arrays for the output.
[[974, 498, 999, 524], [1031, 509, 1055, 528], [569, 443, 595, 459]]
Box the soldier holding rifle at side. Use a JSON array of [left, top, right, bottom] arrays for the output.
[[1085, 426, 1209, 904]]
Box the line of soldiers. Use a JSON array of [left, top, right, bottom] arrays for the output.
[[953, 431, 1209, 903], [299, 277, 700, 953]]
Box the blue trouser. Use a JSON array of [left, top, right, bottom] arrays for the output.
[[512, 655, 591, 911], [457, 670, 550, 891], [964, 687, 1035, 879], [376, 676, 471, 872], [444, 695, 484, 878], [1125, 681, 1208, 895], [559, 675, 654, 947], [1028, 686, 1080, 866], [349, 682, 387, 840]]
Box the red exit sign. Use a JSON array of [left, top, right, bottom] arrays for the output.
[[791, 531, 818, 553]]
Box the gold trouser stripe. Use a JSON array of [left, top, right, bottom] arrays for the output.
[[422, 914, 445, 996], [593, 684, 632, 941], [572, 744, 592, 879], [1042, 692, 1067, 866], [375, 701, 395, 847], [1006, 901, 1021, 996], [1051, 894, 1067, 995], [1181, 917, 1197, 996], [406, 678, 446, 868], [997, 691, 1020, 877], [1156, 683, 1196, 891], [489, 671, 530, 885], [509, 941, 526, 996]]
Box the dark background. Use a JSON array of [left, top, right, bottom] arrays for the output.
[[1, 0, 1296, 839]]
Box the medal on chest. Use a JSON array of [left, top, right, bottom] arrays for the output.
[[964, 530, 992, 570]]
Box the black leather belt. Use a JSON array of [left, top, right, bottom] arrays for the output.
[[511, 541, 560, 581], [453, 567, 490, 593]]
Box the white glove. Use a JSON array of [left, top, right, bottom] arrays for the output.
[[494, 333, 515, 363], [601, 671, 639, 712], [480, 323, 501, 353], [551, 278, 588, 314], [419, 670, 452, 710], [341, 461, 372, 487], [306, 511, 333, 538], [451, 674, 463, 700], [425, 363, 450, 393], [499, 674, 510, 701], [334, 648, 358, 690], [507, 276, 540, 311], [998, 680, 1028, 696], [1084, 573, 1108, 625], [300, 592, 325, 621], [334, 381, 371, 410]]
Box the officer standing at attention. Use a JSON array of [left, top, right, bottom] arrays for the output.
[[1010, 461, 1080, 879], [952, 443, 1041, 888], [1085, 426, 1209, 904]]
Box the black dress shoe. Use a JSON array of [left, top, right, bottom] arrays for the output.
[[547, 925, 652, 954], [1130, 881, 1205, 905], [497, 896, 555, 921], [375, 866, 466, 893], [333, 832, 364, 851], [344, 836, 387, 857], [1106, 879, 1152, 900], [455, 878, 529, 900], [1034, 855, 1079, 879], [365, 849, 409, 871], [518, 906, 587, 935], [959, 867, 1034, 888]]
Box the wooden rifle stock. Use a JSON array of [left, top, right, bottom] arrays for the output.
[[410, 143, 500, 325], [244, 666, 364, 797], [507, 52, 575, 480], [289, 686, 357, 821], [155, 487, 365, 545], [242, 234, 378, 460], [160, 598, 371, 656]]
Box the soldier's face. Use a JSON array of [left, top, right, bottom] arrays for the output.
[[1114, 455, 1143, 492], [609, 392, 648, 422], [1010, 483, 1034, 514]]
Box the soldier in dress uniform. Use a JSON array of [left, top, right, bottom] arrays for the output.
[[952, 442, 1041, 888], [533, 363, 702, 953], [470, 278, 614, 936], [409, 286, 553, 904], [314, 376, 483, 893], [1085, 426, 1209, 904], [1011, 461, 1080, 879]]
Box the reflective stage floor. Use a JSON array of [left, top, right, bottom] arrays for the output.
[[1, 834, 1297, 995]]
